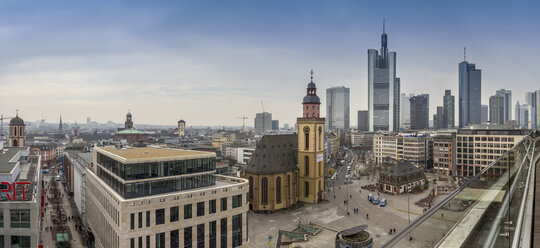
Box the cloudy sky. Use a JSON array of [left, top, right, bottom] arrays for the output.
[[0, 0, 539, 127]]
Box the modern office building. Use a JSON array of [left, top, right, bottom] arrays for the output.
[[525, 90, 540, 129], [455, 128, 528, 177], [410, 94, 429, 130], [271, 120, 279, 131], [496, 89, 512, 122], [368, 23, 400, 132], [254, 112, 272, 135], [443, 90, 455, 128], [459, 60, 482, 128], [86, 146, 249, 248], [373, 133, 429, 164], [481, 105, 489, 124], [515, 102, 529, 128], [0, 144, 43, 248], [434, 106, 444, 130], [357, 110, 368, 131], [326, 86, 350, 131], [489, 92, 506, 125], [350, 131, 375, 149], [400, 93, 413, 130]]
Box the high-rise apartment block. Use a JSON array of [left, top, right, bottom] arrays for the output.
[[254, 112, 272, 135], [489, 93, 505, 125], [86, 146, 249, 248], [326, 86, 350, 130], [368, 24, 400, 131], [459, 61, 482, 128], [357, 110, 368, 131], [410, 94, 429, 130], [443, 90, 455, 128]]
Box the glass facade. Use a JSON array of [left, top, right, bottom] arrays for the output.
[[10, 210, 30, 229], [96, 152, 217, 199]]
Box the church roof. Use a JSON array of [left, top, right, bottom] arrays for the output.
[[117, 129, 146, 134], [10, 116, 24, 125], [244, 134, 298, 175]]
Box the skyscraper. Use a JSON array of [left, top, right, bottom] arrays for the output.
[[368, 22, 400, 132], [459, 58, 482, 128], [443, 90, 455, 128], [525, 90, 540, 129], [254, 112, 272, 135], [515, 102, 529, 128], [481, 105, 489, 124], [400, 93, 413, 130], [326, 86, 350, 131], [489, 93, 505, 125], [435, 106, 444, 129], [357, 110, 368, 131], [410, 94, 429, 130], [272, 120, 279, 130], [496, 89, 512, 122]]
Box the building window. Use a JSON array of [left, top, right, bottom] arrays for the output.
[[319, 162, 322, 176], [170, 206, 179, 222], [318, 126, 322, 150], [184, 227, 193, 248], [10, 210, 30, 228], [130, 213, 135, 230], [276, 177, 282, 204], [155, 232, 165, 248], [139, 237, 143, 248], [130, 238, 135, 248], [304, 156, 309, 176], [221, 197, 227, 211], [210, 221, 217, 248], [0, 211, 3, 228], [304, 182, 309, 197], [171, 230, 179, 248], [261, 177, 268, 204], [304, 126, 310, 150], [232, 194, 242, 208], [197, 202, 205, 217], [146, 211, 150, 227], [232, 214, 243, 247], [10, 236, 30, 248], [197, 223, 205, 248], [221, 218, 227, 248], [248, 176, 253, 200], [184, 204, 192, 219], [146, 235, 150, 248], [155, 209, 165, 225], [138, 212, 142, 228], [209, 199, 217, 214]]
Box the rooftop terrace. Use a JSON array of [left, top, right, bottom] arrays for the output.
[[98, 146, 214, 162]]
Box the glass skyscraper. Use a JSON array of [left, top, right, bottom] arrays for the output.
[[458, 61, 482, 128], [368, 24, 400, 131], [410, 94, 429, 130], [489, 93, 505, 125], [443, 90, 455, 128], [326, 86, 350, 130]]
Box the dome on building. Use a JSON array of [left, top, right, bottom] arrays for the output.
[[10, 116, 24, 125], [303, 94, 320, 104], [127, 111, 132, 117], [307, 81, 316, 89], [178, 120, 185, 123]]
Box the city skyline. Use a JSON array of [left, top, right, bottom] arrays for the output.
[[0, 1, 539, 126]]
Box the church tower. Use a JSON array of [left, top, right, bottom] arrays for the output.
[[297, 70, 325, 203], [9, 110, 25, 147], [125, 110, 133, 129]]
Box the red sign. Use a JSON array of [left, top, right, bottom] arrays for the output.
[[1, 182, 31, 200]]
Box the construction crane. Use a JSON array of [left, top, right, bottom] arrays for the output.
[[261, 100, 265, 112], [0, 114, 15, 138], [238, 115, 248, 131]]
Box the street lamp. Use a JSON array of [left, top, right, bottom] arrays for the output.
[[407, 186, 412, 240]]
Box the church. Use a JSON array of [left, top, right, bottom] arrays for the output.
[[241, 71, 325, 212], [114, 111, 148, 144]]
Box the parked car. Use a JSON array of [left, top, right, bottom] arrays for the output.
[[372, 195, 379, 204], [368, 193, 373, 202], [55, 175, 61, 181], [380, 198, 387, 207]]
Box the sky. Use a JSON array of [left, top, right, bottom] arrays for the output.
[[0, 0, 539, 127]]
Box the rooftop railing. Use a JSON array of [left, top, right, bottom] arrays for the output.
[[383, 130, 540, 248]]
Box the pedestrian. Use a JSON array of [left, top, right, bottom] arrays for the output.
[[442, 213, 444, 218], [393, 228, 396, 233], [366, 213, 369, 219], [389, 229, 393, 234], [350, 194, 352, 199], [334, 195, 336, 199]]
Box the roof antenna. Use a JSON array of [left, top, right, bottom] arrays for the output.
[[310, 68, 314, 82], [383, 18, 386, 33], [464, 47, 466, 61]]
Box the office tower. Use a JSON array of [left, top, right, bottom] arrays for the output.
[[254, 112, 272, 135], [435, 106, 444, 129], [525, 90, 540, 129], [400, 93, 413, 130], [410, 94, 429, 130], [489, 93, 505, 125], [368, 23, 400, 131], [357, 110, 368, 131], [443, 90, 455, 128], [272, 120, 279, 130], [515, 102, 529, 128], [481, 105, 489, 124], [459, 59, 482, 128], [86, 147, 248, 247], [326, 86, 350, 130], [496, 89, 512, 122]]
